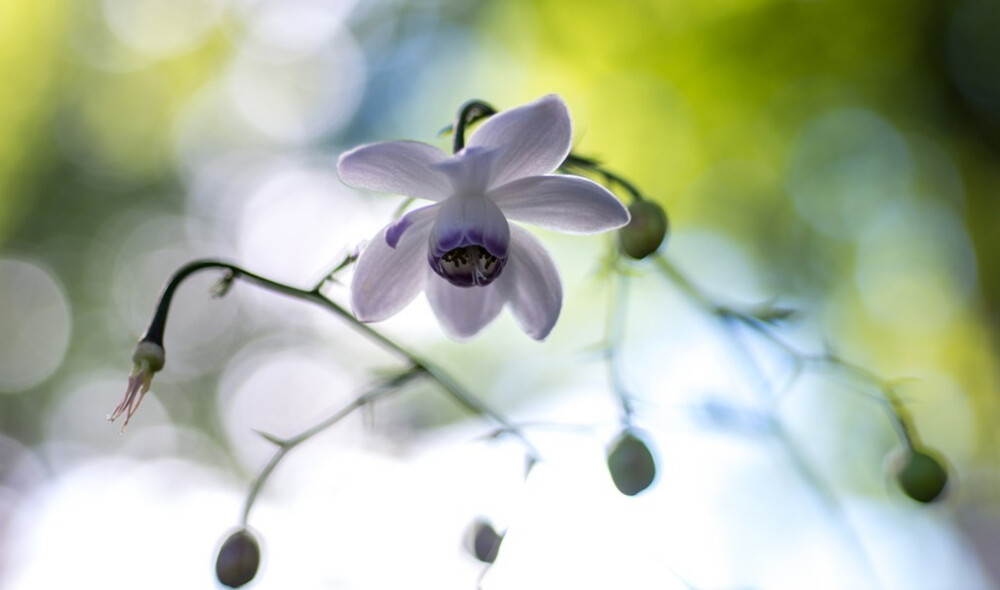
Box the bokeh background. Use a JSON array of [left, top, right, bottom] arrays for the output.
[[2, 0, 1000, 588]]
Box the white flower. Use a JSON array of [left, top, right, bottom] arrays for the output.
[[337, 94, 629, 340]]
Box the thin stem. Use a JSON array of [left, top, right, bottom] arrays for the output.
[[142, 259, 540, 461], [606, 266, 635, 425], [240, 368, 422, 525], [650, 253, 886, 587], [654, 256, 776, 403], [652, 253, 916, 448], [561, 153, 645, 203], [768, 418, 883, 587]]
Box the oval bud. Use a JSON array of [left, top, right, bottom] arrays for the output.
[[464, 519, 503, 564], [618, 200, 669, 259], [606, 430, 657, 496], [215, 528, 261, 588], [893, 448, 949, 504]]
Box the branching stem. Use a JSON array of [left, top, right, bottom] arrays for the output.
[[141, 259, 540, 462], [240, 367, 423, 525]]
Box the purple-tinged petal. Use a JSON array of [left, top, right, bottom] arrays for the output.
[[499, 225, 563, 340], [433, 146, 500, 195], [350, 216, 434, 322], [489, 175, 630, 234], [338, 140, 452, 201], [386, 204, 440, 248], [467, 94, 572, 188], [430, 195, 510, 260], [426, 272, 506, 339]]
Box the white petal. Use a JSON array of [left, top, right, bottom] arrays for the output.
[[385, 204, 439, 248], [426, 274, 506, 339], [500, 226, 563, 340], [338, 140, 452, 201], [467, 94, 572, 188], [350, 217, 433, 322], [433, 146, 500, 195], [489, 175, 630, 234]]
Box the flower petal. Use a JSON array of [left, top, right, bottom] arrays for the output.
[[338, 140, 452, 201], [431, 195, 510, 260], [489, 175, 630, 234], [433, 146, 500, 195], [426, 273, 506, 339], [499, 225, 563, 340], [350, 216, 434, 322], [386, 204, 439, 248], [467, 94, 572, 188]]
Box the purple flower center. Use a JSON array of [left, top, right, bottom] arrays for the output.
[[430, 244, 506, 287]]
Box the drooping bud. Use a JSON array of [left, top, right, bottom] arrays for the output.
[[109, 339, 167, 430], [215, 528, 261, 588], [464, 519, 504, 564], [606, 429, 657, 496], [618, 200, 669, 260], [890, 447, 949, 504]]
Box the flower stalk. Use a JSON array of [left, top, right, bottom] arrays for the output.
[[241, 366, 424, 525], [560, 153, 645, 204], [652, 254, 919, 451], [116, 259, 540, 461], [452, 100, 497, 153]]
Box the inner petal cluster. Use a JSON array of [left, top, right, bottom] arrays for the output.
[[426, 190, 511, 288]]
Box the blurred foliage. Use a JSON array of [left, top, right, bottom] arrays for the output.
[[485, 0, 1000, 469]]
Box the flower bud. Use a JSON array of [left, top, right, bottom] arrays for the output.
[[606, 429, 657, 496], [618, 200, 668, 259], [132, 340, 166, 372], [464, 519, 503, 564], [891, 447, 949, 504], [215, 528, 261, 588]]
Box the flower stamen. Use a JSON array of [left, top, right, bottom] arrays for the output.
[[432, 245, 506, 287], [109, 340, 165, 432]]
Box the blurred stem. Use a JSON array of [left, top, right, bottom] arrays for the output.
[[651, 254, 916, 448], [767, 416, 882, 586], [141, 259, 540, 460], [240, 367, 422, 525], [606, 263, 635, 425], [651, 253, 895, 587], [654, 253, 778, 403]]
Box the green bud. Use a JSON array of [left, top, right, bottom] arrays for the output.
[[891, 447, 949, 504], [606, 430, 657, 496], [618, 200, 669, 259], [215, 528, 261, 588], [464, 519, 503, 563]]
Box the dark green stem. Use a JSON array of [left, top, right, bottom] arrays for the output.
[[453, 100, 497, 153], [561, 153, 645, 203], [142, 259, 540, 459]]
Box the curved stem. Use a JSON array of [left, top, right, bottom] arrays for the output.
[[453, 100, 497, 153], [650, 253, 891, 587], [142, 259, 540, 461], [561, 153, 645, 203]]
